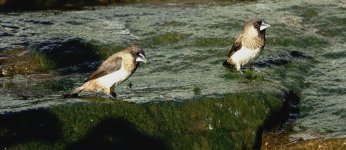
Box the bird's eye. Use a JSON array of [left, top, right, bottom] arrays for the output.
[[254, 20, 263, 29], [131, 52, 138, 57]]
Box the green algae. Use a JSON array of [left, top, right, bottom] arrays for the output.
[[271, 61, 310, 98], [303, 8, 319, 19], [24, 42, 124, 73], [266, 35, 328, 49], [30, 52, 57, 71], [1, 92, 283, 150], [162, 21, 187, 27], [92, 43, 125, 59], [0, 0, 344, 149], [146, 32, 190, 47], [323, 51, 346, 59], [193, 86, 201, 95], [287, 6, 319, 21], [224, 70, 265, 82], [41, 78, 76, 92], [0, 48, 42, 76], [316, 17, 346, 38], [191, 37, 230, 47], [244, 70, 265, 81]]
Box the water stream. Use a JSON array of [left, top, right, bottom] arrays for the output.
[[0, 0, 345, 145]]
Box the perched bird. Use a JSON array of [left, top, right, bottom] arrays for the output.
[[63, 46, 147, 98], [223, 19, 270, 73]]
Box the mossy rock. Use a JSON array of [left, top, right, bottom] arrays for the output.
[[29, 36, 100, 69], [191, 37, 230, 47], [145, 32, 190, 47], [0, 92, 284, 150]]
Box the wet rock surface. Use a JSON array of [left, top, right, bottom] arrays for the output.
[[0, 0, 345, 149], [29, 36, 100, 68]]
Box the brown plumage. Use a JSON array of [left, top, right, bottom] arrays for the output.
[[63, 46, 147, 98], [223, 19, 270, 73]]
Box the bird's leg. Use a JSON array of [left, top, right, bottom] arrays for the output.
[[251, 65, 261, 72], [110, 85, 116, 98], [246, 62, 260, 72], [110, 92, 117, 98], [105, 86, 116, 98], [235, 64, 243, 74]]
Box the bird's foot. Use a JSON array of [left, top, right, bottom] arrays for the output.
[[251, 66, 261, 72], [238, 67, 247, 74], [110, 92, 117, 98]]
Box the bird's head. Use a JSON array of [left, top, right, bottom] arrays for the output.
[[130, 46, 147, 63], [255, 20, 270, 31], [244, 19, 270, 37]]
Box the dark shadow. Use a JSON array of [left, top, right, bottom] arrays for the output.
[[254, 90, 300, 150], [254, 50, 312, 68], [30, 36, 101, 69], [0, 109, 62, 149], [0, 0, 100, 11], [222, 50, 311, 71], [66, 118, 166, 150], [29, 36, 102, 74]]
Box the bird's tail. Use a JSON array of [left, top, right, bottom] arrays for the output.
[[62, 86, 84, 98], [222, 58, 233, 68]]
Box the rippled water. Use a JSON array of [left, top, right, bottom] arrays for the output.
[[0, 1, 285, 106], [285, 1, 346, 140], [0, 0, 345, 141], [293, 45, 346, 139]]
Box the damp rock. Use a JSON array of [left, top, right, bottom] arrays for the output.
[[28, 36, 100, 68], [22, 19, 54, 25], [0, 30, 13, 36], [55, 61, 101, 75], [0, 22, 20, 30]]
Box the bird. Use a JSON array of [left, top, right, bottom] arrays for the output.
[[63, 46, 147, 98], [223, 19, 270, 73]]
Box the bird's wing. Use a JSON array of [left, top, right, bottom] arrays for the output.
[[228, 35, 243, 57], [87, 55, 123, 81]]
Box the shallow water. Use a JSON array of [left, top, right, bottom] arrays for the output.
[[292, 44, 346, 139], [0, 1, 285, 106], [0, 0, 345, 142]]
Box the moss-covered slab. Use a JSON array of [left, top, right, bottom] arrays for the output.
[[0, 0, 345, 149], [0, 92, 284, 150]]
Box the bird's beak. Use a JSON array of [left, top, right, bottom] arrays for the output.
[[260, 22, 270, 31], [136, 54, 147, 63]]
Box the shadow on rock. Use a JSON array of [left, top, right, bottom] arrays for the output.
[[29, 36, 100, 73], [66, 118, 167, 150], [255, 50, 312, 68], [0, 109, 62, 149], [222, 50, 311, 70], [254, 90, 300, 150], [0, 0, 101, 11]]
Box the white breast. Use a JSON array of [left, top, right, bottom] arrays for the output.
[[231, 47, 261, 66], [96, 63, 131, 88]]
